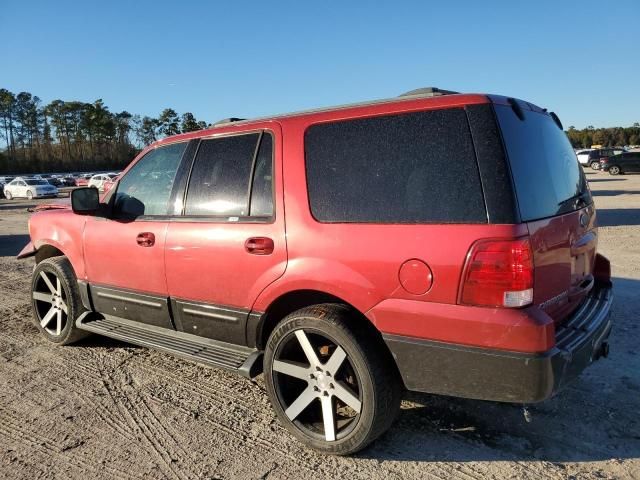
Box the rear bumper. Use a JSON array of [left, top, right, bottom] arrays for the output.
[[384, 281, 613, 403]]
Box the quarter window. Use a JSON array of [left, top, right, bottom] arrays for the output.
[[114, 142, 188, 217], [249, 133, 274, 217], [304, 109, 486, 223]]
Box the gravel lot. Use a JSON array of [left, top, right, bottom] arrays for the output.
[[0, 170, 639, 480]]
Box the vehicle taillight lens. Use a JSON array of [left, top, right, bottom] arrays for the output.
[[599, 157, 608, 163], [460, 238, 534, 308]]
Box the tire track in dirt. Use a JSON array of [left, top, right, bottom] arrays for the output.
[[94, 357, 198, 480], [47, 374, 139, 444], [132, 360, 361, 478], [0, 413, 137, 480]]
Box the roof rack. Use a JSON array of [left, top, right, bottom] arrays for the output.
[[212, 117, 246, 127], [399, 87, 460, 98]]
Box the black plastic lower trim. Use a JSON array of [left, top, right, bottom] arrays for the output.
[[77, 280, 93, 311], [385, 281, 613, 403], [172, 299, 249, 345], [90, 285, 173, 329]]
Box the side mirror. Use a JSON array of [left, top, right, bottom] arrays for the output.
[[71, 187, 100, 214]]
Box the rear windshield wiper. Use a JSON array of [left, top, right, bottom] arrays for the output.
[[558, 190, 591, 209]]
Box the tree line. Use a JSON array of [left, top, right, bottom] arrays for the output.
[[566, 124, 640, 149], [2, 86, 639, 174], [0, 87, 209, 174]]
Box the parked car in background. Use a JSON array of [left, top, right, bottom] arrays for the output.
[[46, 177, 65, 187], [88, 173, 118, 192], [75, 176, 90, 187], [585, 148, 625, 170], [600, 152, 640, 175], [3, 177, 58, 200], [576, 149, 594, 166], [19, 87, 613, 455], [62, 175, 77, 187]]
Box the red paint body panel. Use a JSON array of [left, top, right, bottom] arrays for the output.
[[367, 299, 555, 353], [28, 209, 87, 278], [83, 217, 169, 295]]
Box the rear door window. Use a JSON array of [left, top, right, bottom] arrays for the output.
[[184, 132, 274, 219], [494, 105, 591, 222], [304, 108, 486, 223]]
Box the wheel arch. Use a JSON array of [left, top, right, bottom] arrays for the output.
[[253, 289, 388, 354], [32, 239, 84, 279], [34, 243, 65, 264]]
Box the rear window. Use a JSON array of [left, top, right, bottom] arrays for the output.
[[304, 109, 486, 223], [495, 105, 591, 222]]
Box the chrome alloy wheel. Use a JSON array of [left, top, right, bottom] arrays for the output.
[[271, 329, 362, 442], [32, 270, 69, 336]]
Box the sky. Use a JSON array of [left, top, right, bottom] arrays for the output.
[[1, 0, 638, 129]]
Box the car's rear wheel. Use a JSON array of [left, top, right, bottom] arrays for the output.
[[609, 166, 621, 175], [26, 190, 33, 200], [31, 256, 89, 345], [264, 304, 401, 455], [590, 161, 600, 170], [4, 190, 12, 200]]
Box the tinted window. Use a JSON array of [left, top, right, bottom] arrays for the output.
[[305, 109, 485, 223], [249, 133, 274, 216], [114, 142, 187, 217], [25, 179, 48, 185], [495, 105, 591, 222], [185, 133, 260, 216]]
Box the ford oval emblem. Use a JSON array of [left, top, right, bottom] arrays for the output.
[[580, 212, 588, 228]]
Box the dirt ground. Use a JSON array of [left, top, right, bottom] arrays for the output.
[[0, 170, 639, 480]]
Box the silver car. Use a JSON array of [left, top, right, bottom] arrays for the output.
[[3, 177, 58, 200]]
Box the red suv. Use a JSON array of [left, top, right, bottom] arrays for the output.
[[19, 88, 613, 455]]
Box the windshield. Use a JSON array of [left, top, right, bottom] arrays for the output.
[[495, 105, 591, 222], [25, 179, 49, 186]]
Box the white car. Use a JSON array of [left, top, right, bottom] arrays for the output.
[[88, 174, 117, 192], [3, 177, 58, 200], [576, 149, 594, 166]]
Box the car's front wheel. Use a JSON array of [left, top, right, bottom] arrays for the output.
[[4, 190, 12, 200], [609, 165, 621, 175], [264, 305, 401, 455], [26, 190, 33, 200], [31, 256, 89, 345]]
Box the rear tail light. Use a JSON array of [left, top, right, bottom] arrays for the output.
[[599, 157, 608, 163], [460, 238, 534, 308]]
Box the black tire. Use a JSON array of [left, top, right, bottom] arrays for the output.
[[590, 161, 600, 170], [26, 190, 33, 200], [4, 190, 11, 200], [264, 304, 401, 455], [608, 165, 621, 175], [31, 256, 89, 345]]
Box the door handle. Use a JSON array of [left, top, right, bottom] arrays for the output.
[[136, 232, 155, 247], [245, 237, 274, 255]]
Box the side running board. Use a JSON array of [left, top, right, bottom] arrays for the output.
[[76, 313, 263, 378]]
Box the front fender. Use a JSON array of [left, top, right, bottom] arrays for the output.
[[28, 210, 87, 278]]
